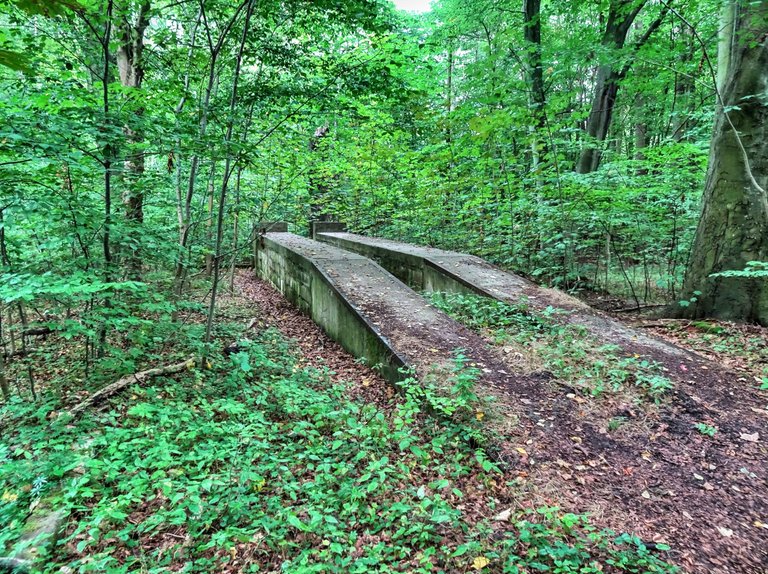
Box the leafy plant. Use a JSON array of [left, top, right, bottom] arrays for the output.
[[695, 423, 717, 437], [678, 291, 702, 308], [0, 330, 677, 572], [428, 292, 674, 401], [710, 261, 768, 278]]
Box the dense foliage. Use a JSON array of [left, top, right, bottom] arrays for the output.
[[0, 0, 727, 320], [0, 0, 765, 569], [0, 327, 678, 572]]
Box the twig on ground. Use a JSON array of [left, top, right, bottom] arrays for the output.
[[65, 358, 196, 418]]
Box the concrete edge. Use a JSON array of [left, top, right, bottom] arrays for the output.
[[422, 257, 498, 298], [310, 221, 347, 239], [311, 261, 411, 380], [256, 234, 410, 384]]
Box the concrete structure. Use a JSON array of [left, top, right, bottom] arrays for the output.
[[254, 232, 514, 385], [256, 221, 288, 233], [315, 231, 685, 357], [310, 221, 346, 238]]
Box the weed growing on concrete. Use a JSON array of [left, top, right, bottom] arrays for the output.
[[428, 292, 674, 401]]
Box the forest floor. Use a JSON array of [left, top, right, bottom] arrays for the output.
[[0, 272, 675, 574], [235, 271, 768, 574], [428, 289, 768, 574], [0, 272, 765, 573]]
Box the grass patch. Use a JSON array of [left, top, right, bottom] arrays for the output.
[[427, 292, 674, 401]]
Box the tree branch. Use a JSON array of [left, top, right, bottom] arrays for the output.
[[64, 358, 195, 418]]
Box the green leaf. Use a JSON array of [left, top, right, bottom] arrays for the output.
[[286, 514, 309, 532]]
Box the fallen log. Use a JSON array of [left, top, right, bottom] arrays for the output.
[[65, 358, 195, 418]]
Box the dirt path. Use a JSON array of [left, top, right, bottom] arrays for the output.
[[498, 354, 768, 573], [239, 270, 768, 573]]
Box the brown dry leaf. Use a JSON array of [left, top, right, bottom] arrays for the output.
[[472, 556, 490, 570], [566, 393, 586, 404], [493, 508, 513, 522], [716, 526, 734, 537], [740, 432, 759, 442]]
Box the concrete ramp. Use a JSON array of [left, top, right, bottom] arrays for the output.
[[254, 232, 522, 389], [314, 232, 686, 360]]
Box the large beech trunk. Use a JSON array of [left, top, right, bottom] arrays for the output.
[[679, 1, 768, 325]]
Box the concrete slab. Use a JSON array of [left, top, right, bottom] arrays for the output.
[[254, 233, 527, 392], [315, 232, 686, 359]]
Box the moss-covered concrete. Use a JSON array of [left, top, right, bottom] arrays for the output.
[[255, 233, 408, 383]]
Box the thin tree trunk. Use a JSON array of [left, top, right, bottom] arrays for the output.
[[173, 1, 249, 298], [102, 0, 114, 269], [204, 161, 216, 278], [98, 1, 114, 359], [116, 1, 150, 279], [577, 0, 670, 173], [203, 0, 255, 351], [524, 0, 546, 162]]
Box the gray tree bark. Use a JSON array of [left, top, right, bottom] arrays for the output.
[[679, 0, 768, 324], [576, 0, 669, 173], [116, 1, 150, 279]]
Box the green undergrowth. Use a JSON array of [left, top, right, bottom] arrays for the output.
[[680, 321, 768, 384], [427, 292, 674, 401], [1, 329, 677, 573]]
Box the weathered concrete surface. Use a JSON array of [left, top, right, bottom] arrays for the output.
[[256, 221, 288, 233], [254, 233, 524, 388], [310, 221, 346, 239], [246, 222, 289, 267], [315, 232, 686, 358]]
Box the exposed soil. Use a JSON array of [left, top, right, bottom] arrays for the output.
[[501, 364, 768, 573], [245, 245, 768, 574]]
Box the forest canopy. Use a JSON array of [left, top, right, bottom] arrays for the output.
[[1, 0, 766, 322], [1, 1, 768, 572]]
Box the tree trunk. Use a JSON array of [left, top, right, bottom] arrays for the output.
[[524, 0, 545, 121], [309, 124, 331, 221], [173, 1, 248, 298], [670, 26, 695, 141], [679, 0, 768, 324], [116, 2, 150, 279], [204, 0, 255, 351], [577, 0, 669, 173], [101, 1, 114, 270]]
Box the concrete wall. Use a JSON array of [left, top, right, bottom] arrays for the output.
[[310, 221, 347, 239], [255, 234, 407, 383], [317, 233, 480, 297]]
